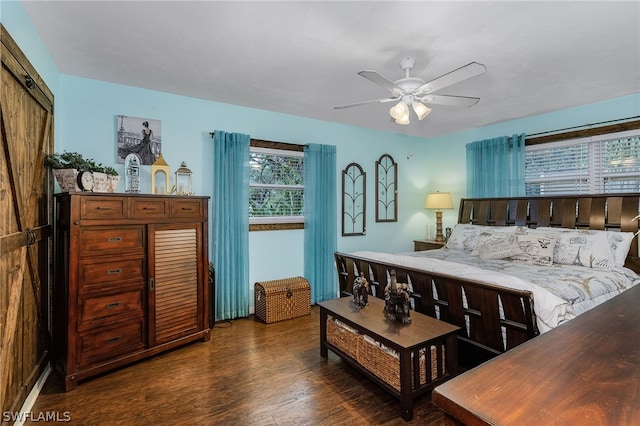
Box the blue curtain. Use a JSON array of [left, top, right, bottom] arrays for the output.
[[213, 131, 250, 320], [304, 143, 338, 304], [466, 133, 526, 197]]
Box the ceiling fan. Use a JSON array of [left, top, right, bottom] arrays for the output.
[[334, 57, 486, 125]]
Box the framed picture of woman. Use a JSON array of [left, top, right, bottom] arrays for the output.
[[116, 115, 162, 165]]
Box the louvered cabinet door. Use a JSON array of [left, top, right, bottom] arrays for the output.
[[149, 223, 204, 345]]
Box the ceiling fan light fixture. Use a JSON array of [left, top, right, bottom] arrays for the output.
[[337, 58, 486, 126], [395, 112, 410, 125], [412, 101, 432, 120], [389, 100, 409, 120]]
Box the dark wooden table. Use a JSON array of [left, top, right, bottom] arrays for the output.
[[319, 297, 459, 421], [432, 284, 640, 425]]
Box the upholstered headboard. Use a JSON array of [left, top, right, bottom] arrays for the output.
[[458, 194, 640, 273]]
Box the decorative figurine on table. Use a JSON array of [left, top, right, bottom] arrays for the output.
[[383, 269, 412, 324], [352, 272, 370, 309]]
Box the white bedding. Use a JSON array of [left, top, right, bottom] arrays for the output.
[[352, 248, 640, 333]]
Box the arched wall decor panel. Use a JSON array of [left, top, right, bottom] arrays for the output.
[[342, 162, 366, 236], [375, 154, 398, 222]]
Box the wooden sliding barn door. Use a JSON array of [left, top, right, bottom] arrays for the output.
[[1, 24, 54, 416]]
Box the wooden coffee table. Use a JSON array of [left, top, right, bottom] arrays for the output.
[[320, 297, 459, 421]]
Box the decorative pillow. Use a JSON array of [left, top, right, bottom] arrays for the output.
[[551, 229, 614, 269], [445, 224, 515, 251], [472, 232, 523, 259], [445, 224, 490, 251], [606, 231, 634, 268], [509, 232, 557, 266]]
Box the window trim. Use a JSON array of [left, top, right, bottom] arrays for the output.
[[525, 119, 640, 146], [525, 129, 640, 195], [249, 139, 305, 232]]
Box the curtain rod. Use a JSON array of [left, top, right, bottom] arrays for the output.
[[526, 115, 640, 138]]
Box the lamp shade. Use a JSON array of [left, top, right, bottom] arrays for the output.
[[395, 112, 410, 125], [390, 100, 409, 120], [412, 101, 432, 120], [425, 192, 453, 209]]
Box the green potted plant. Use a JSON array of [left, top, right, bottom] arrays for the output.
[[43, 152, 67, 169], [44, 151, 81, 192], [44, 151, 121, 193]]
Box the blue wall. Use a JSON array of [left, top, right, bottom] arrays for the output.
[[4, 1, 639, 311], [56, 75, 435, 289]]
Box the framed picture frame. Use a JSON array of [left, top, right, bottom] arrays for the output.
[[117, 115, 162, 165]]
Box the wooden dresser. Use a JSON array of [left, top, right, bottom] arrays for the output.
[[53, 193, 210, 390]]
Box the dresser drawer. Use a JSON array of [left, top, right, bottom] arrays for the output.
[[80, 196, 127, 220], [79, 255, 145, 290], [170, 199, 203, 218], [78, 289, 144, 329], [77, 320, 145, 368], [131, 198, 170, 219], [80, 226, 144, 254]]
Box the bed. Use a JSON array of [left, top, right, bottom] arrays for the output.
[[334, 194, 640, 366]]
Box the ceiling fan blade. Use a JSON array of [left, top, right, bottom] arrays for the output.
[[358, 71, 404, 95], [421, 94, 480, 107], [334, 97, 398, 110], [417, 62, 486, 94]]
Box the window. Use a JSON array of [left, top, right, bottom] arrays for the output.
[[525, 130, 640, 195], [249, 145, 304, 229]]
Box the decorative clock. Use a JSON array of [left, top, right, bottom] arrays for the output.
[[77, 170, 95, 192]]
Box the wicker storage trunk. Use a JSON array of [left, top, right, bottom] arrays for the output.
[[254, 277, 311, 323]]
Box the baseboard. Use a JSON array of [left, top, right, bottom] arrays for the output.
[[13, 363, 51, 426]]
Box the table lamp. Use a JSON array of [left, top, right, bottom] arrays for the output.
[[425, 192, 453, 243]]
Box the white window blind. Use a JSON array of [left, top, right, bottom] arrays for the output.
[[525, 130, 640, 195], [249, 146, 304, 224]]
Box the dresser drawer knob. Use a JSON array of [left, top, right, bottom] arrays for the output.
[[107, 237, 123, 242], [96, 206, 112, 210], [106, 302, 121, 309], [181, 207, 193, 211], [107, 268, 122, 275], [106, 336, 121, 344], [143, 207, 156, 210]]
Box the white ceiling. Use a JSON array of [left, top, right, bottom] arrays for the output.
[[22, 1, 640, 139]]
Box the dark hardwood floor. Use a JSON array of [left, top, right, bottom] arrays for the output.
[[27, 306, 444, 425]]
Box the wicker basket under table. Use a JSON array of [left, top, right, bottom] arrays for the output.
[[327, 317, 444, 391], [254, 277, 311, 323]]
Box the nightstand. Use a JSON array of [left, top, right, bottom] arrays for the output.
[[413, 239, 446, 251]]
